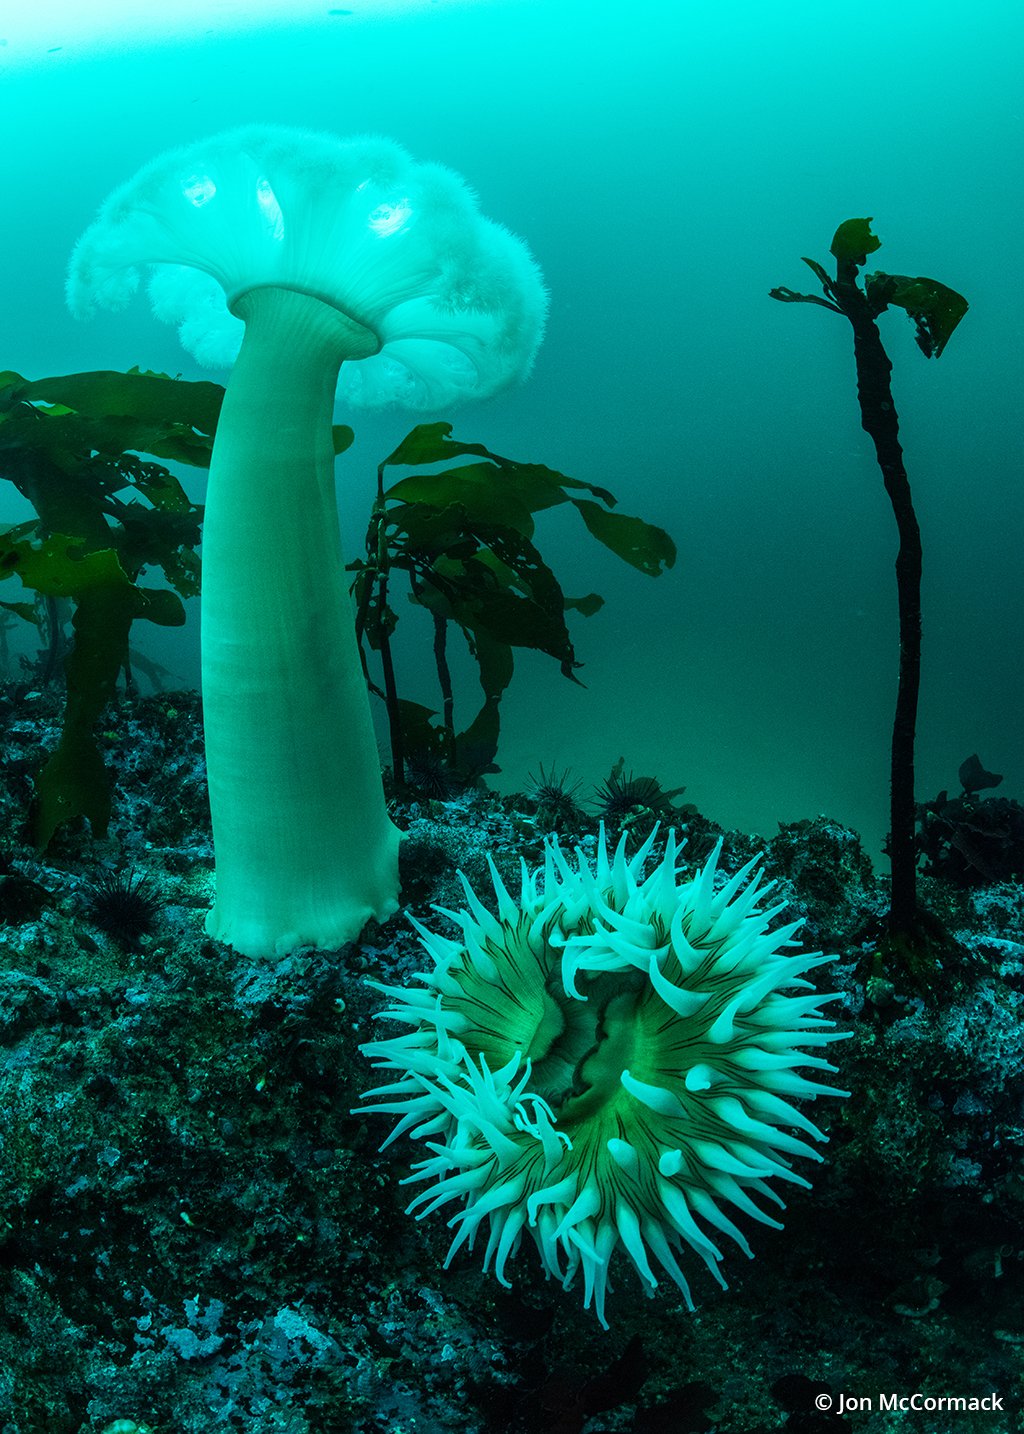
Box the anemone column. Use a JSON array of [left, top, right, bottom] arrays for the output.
[[201, 286, 400, 957]]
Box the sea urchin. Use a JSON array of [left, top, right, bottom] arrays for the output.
[[83, 868, 160, 947], [357, 827, 849, 1326]]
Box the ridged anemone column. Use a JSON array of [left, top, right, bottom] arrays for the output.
[[201, 285, 400, 957]]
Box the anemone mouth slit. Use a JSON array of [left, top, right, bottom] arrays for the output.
[[358, 824, 849, 1327]]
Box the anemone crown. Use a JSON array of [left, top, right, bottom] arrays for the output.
[[67, 124, 547, 412]]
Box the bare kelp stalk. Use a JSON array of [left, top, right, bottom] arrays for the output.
[[771, 219, 968, 949]]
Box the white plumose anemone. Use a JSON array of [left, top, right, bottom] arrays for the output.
[[359, 826, 849, 1327], [67, 126, 546, 958], [70, 126, 547, 411]]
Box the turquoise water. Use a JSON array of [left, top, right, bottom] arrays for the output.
[[1, 0, 1020, 860]]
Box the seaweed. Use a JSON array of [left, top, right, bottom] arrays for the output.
[[770, 219, 968, 954], [918, 753, 1024, 886], [2, 378, 673, 840], [0, 367, 219, 847], [349, 422, 676, 786]]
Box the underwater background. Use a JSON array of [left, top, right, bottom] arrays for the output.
[[2, 5, 1024, 1431], [1, 0, 1020, 859]]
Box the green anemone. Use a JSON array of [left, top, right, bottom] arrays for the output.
[[358, 826, 849, 1327]]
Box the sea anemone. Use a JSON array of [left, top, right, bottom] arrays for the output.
[[358, 826, 848, 1327], [67, 126, 546, 958]]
